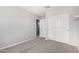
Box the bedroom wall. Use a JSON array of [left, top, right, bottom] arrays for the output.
[[69, 16, 77, 46], [0, 7, 36, 49]]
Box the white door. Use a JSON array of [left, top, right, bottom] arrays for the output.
[[40, 19, 47, 38], [48, 14, 69, 44]]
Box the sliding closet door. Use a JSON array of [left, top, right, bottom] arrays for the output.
[[48, 14, 70, 44]]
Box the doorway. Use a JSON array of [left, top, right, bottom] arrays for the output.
[[36, 19, 40, 36]]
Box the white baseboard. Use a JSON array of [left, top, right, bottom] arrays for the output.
[[48, 38, 77, 47], [0, 37, 36, 50]]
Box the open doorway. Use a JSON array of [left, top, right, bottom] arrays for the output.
[[36, 19, 40, 36]]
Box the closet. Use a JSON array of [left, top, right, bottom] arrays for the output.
[[47, 14, 70, 44]]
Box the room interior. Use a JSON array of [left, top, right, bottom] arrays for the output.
[[0, 6, 79, 53]]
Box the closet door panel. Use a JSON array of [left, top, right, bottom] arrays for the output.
[[48, 14, 69, 44], [48, 16, 56, 40]]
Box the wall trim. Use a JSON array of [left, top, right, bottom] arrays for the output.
[[0, 37, 36, 50], [48, 38, 77, 47]]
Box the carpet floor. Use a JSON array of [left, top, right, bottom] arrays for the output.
[[0, 37, 78, 53]]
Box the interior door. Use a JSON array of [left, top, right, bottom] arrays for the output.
[[40, 19, 47, 38]]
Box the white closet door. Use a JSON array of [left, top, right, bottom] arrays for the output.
[[48, 14, 69, 44]]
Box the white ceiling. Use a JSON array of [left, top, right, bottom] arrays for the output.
[[19, 6, 79, 18], [20, 6, 46, 17]]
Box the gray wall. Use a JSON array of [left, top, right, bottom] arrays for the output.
[[0, 7, 36, 49]]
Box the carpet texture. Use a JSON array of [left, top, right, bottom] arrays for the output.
[[0, 37, 78, 53]]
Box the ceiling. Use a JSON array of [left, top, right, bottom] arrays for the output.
[[20, 6, 46, 17], [19, 6, 79, 18]]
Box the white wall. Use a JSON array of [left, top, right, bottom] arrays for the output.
[[69, 16, 77, 46], [0, 7, 36, 49], [73, 17, 79, 49]]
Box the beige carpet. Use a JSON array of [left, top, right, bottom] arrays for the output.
[[0, 37, 79, 53]]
